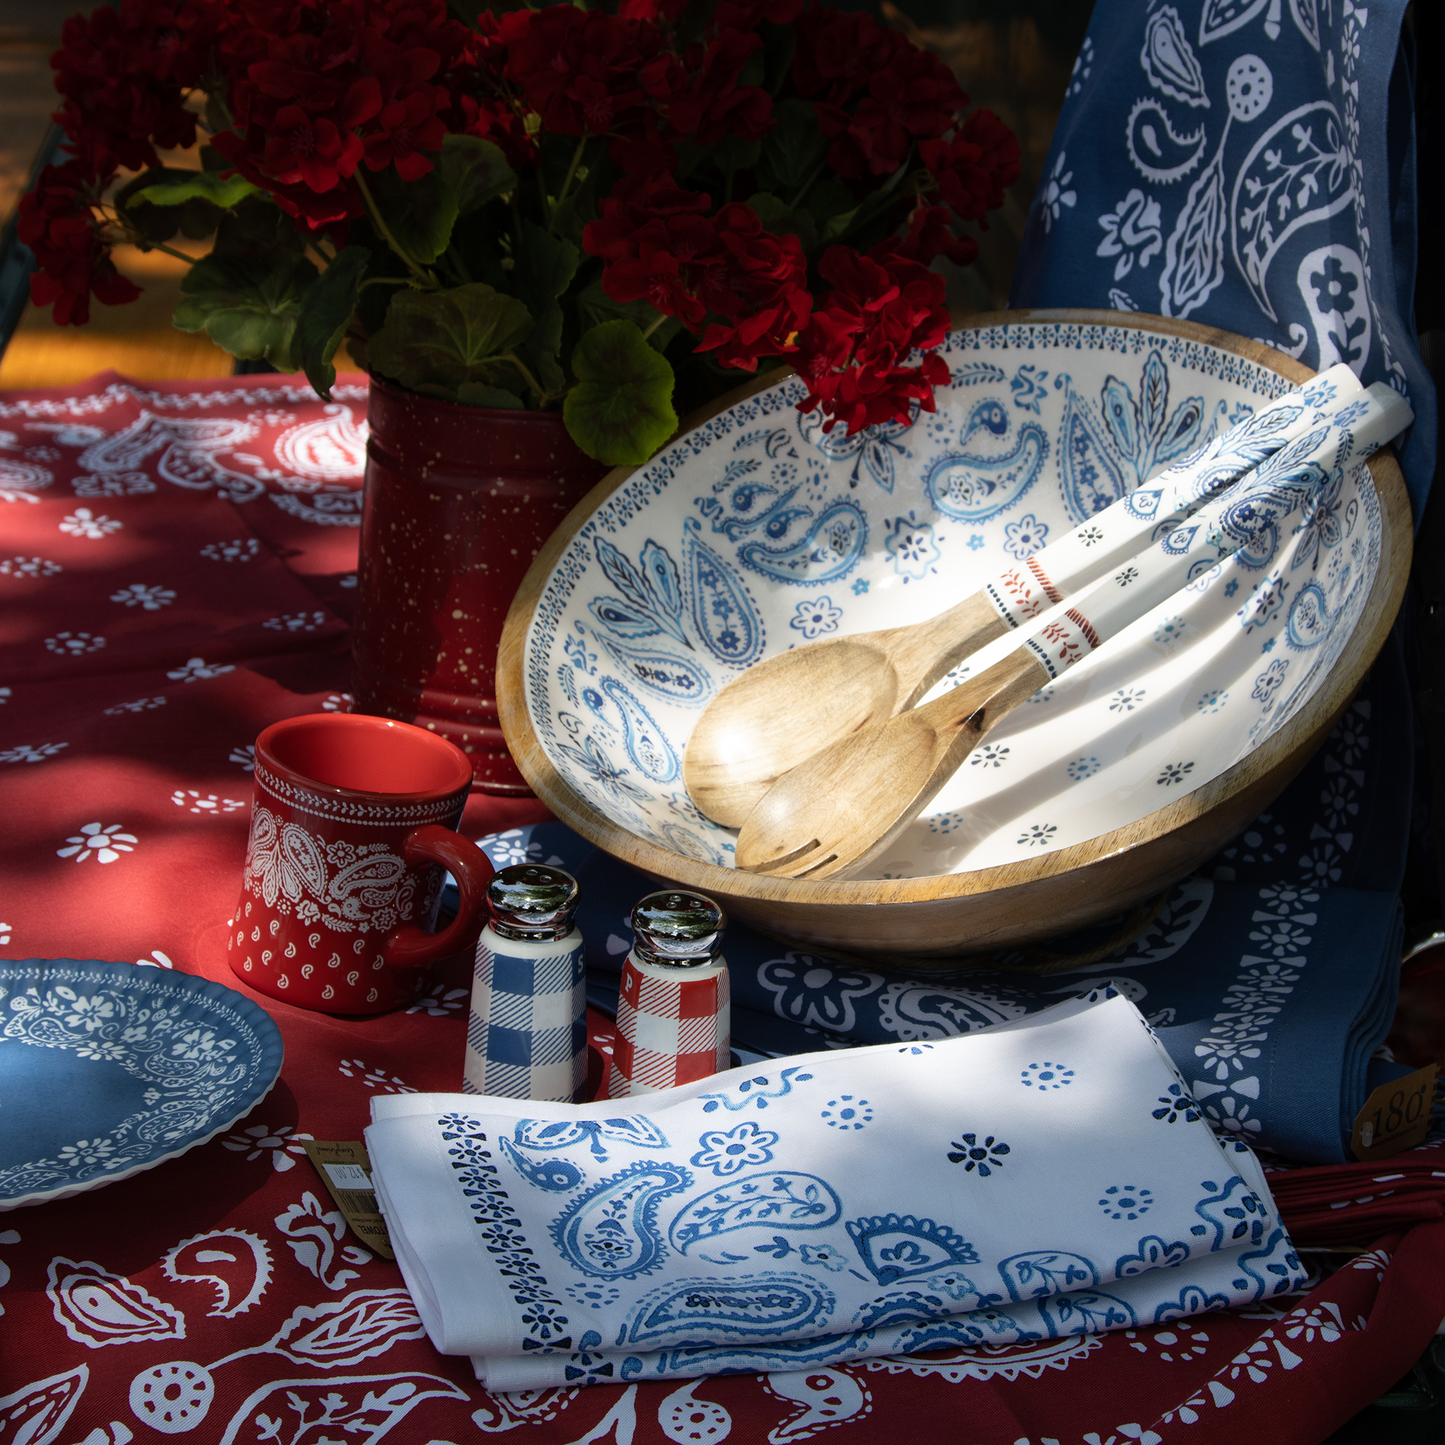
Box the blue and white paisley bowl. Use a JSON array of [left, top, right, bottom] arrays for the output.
[[0, 959, 283, 1209], [502, 312, 1408, 958]]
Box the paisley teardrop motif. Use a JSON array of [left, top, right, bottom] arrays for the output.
[[596, 635, 714, 708], [550, 1162, 692, 1278], [734, 498, 868, 586], [0, 1366, 89, 1445], [683, 520, 765, 668], [622, 1272, 836, 1347], [47, 1257, 186, 1346], [671, 1172, 842, 1253], [600, 677, 679, 784], [1057, 388, 1130, 522], [923, 424, 1047, 523]]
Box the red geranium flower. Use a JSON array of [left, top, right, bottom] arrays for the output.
[[793, 243, 952, 434], [18, 156, 140, 327], [919, 108, 1022, 222], [362, 86, 449, 180]]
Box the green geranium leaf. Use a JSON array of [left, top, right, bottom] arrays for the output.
[[439, 134, 517, 214], [820, 169, 908, 245], [759, 98, 828, 193], [708, 132, 762, 175], [212, 195, 302, 262], [173, 253, 318, 370], [565, 319, 677, 466], [366, 283, 535, 393], [115, 167, 219, 244], [456, 381, 527, 409], [296, 245, 370, 400], [514, 220, 579, 318], [745, 191, 818, 253], [576, 281, 682, 354], [134, 169, 258, 210], [367, 166, 458, 266]]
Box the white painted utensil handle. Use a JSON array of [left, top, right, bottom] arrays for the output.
[[981, 363, 1362, 630], [1019, 383, 1412, 681]]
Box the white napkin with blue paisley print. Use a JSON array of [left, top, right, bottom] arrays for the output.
[[366, 991, 1306, 1387]]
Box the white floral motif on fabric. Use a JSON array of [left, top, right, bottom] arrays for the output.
[[1041, 151, 1077, 231], [171, 790, 246, 815], [243, 808, 416, 933], [0, 742, 68, 763], [58, 509, 122, 539], [338, 1059, 418, 1093], [57, 823, 137, 864], [221, 1123, 313, 1171], [110, 584, 176, 610], [45, 631, 105, 656], [0, 556, 62, 576], [263, 610, 331, 633], [200, 538, 261, 561], [405, 984, 468, 1016], [166, 657, 235, 682], [104, 696, 166, 715]]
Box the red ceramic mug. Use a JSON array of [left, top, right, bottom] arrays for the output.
[[228, 714, 495, 1014]]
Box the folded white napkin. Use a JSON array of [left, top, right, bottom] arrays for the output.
[[367, 991, 1306, 1388]]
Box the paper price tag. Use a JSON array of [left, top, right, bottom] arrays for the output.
[[301, 1140, 395, 1260], [1349, 1063, 1438, 1161]]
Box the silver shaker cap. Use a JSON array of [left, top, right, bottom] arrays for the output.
[[487, 864, 580, 941], [630, 890, 726, 967]]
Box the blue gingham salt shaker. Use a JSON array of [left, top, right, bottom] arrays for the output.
[[463, 864, 587, 1101]]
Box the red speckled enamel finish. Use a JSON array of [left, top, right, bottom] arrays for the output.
[[351, 377, 606, 792]]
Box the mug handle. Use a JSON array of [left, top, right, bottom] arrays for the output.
[[383, 824, 496, 970]]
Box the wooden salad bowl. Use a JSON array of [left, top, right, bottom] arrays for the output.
[[498, 310, 1411, 965]]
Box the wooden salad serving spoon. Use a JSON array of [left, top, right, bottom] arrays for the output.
[[733, 384, 1411, 880], [683, 364, 1362, 827]]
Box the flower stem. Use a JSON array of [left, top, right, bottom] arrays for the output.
[[496, 350, 558, 402], [549, 136, 588, 235], [640, 312, 668, 341], [355, 170, 432, 284]]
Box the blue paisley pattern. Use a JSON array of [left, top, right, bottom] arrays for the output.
[[620, 1273, 836, 1348], [847, 1214, 981, 1285], [549, 1162, 692, 1279], [670, 1172, 841, 1252]]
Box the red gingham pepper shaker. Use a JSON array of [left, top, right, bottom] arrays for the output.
[[609, 891, 729, 1098]]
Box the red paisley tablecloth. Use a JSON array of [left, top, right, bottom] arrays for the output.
[[2, 370, 1445, 1445]]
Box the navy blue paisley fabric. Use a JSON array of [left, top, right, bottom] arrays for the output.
[[1010, 0, 1435, 521], [472, 823, 1407, 1164]]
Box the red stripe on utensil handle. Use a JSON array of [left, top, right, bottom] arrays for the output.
[[1028, 556, 1063, 603], [984, 557, 1062, 629], [1022, 606, 1101, 679]]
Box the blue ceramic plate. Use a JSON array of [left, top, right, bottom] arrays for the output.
[[0, 959, 284, 1210]]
